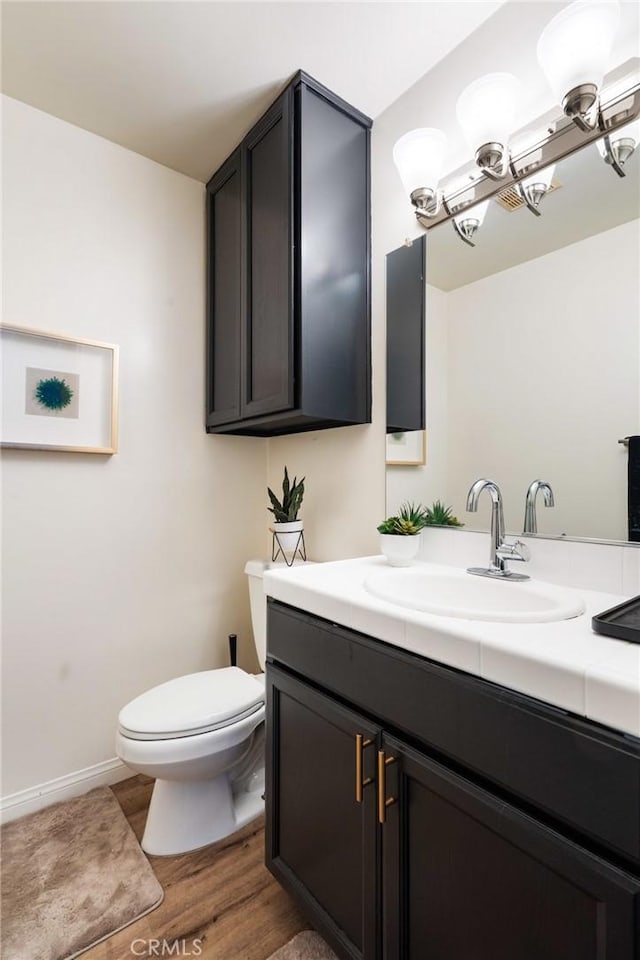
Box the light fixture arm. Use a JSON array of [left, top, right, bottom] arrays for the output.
[[451, 218, 477, 247], [509, 158, 542, 217], [600, 132, 633, 178], [563, 83, 601, 132], [410, 187, 443, 220]]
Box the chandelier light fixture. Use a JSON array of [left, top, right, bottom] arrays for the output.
[[392, 0, 638, 247]]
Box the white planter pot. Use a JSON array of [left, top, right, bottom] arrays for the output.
[[272, 520, 304, 560], [380, 533, 421, 567]]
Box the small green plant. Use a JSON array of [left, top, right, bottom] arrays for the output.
[[424, 500, 464, 527], [377, 501, 428, 536], [268, 466, 305, 523], [35, 376, 74, 411]]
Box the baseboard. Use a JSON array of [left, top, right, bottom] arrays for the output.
[[1, 757, 132, 824]]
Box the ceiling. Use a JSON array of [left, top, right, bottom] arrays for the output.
[[0, 0, 503, 182]]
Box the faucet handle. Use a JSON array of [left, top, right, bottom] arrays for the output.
[[497, 539, 530, 563]]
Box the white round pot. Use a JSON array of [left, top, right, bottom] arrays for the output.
[[272, 520, 304, 559], [379, 533, 421, 567]]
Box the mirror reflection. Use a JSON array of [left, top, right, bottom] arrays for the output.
[[386, 135, 640, 543]]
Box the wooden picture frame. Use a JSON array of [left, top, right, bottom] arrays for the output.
[[385, 430, 426, 466], [1, 325, 119, 454]]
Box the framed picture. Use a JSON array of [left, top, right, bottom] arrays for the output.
[[386, 430, 426, 466], [1, 325, 119, 454]]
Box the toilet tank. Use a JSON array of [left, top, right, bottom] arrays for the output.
[[244, 560, 269, 669], [244, 560, 313, 669]]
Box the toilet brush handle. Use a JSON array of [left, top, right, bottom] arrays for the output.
[[229, 634, 237, 667]]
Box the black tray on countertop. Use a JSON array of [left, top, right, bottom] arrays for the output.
[[592, 594, 640, 644]]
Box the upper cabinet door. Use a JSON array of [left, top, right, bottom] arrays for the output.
[[242, 89, 294, 419], [206, 149, 242, 427]]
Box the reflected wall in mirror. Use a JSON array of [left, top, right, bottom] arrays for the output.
[[387, 137, 640, 543]]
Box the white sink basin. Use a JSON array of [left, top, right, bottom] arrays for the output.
[[364, 565, 585, 623]]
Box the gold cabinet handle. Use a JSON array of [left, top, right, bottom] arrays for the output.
[[377, 750, 397, 824], [355, 734, 374, 803]]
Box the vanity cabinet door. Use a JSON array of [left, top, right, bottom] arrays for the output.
[[381, 733, 640, 960], [266, 665, 380, 960]]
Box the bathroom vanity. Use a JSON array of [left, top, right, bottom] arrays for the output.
[[263, 558, 640, 960]]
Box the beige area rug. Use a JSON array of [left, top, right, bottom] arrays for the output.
[[268, 931, 339, 960], [1, 786, 163, 960]]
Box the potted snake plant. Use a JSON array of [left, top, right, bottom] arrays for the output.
[[377, 502, 428, 566], [268, 467, 305, 560]]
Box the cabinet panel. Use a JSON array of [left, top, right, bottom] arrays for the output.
[[298, 85, 370, 424], [386, 238, 425, 433], [266, 665, 379, 960], [243, 91, 293, 418], [382, 734, 640, 960], [206, 151, 242, 426]]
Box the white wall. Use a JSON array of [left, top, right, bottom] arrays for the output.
[[1, 97, 267, 801]]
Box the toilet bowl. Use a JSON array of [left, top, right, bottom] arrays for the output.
[[115, 559, 272, 856]]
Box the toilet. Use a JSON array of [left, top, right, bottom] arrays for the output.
[[116, 559, 270, 856]]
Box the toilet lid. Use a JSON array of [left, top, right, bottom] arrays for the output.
[[118, 667, 265, 741]]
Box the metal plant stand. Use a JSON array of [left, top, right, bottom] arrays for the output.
[[271, 530, 307, 567]]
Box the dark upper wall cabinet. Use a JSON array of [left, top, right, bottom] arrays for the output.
[[386, 237, 425, 434], [206, 71, 372, 437]]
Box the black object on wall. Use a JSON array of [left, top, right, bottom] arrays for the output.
[[386, 236, 425, 434], [206, 71, 372, 437], [628, 435, 640, 541]]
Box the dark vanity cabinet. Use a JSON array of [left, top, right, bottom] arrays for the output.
[[266, 601, 640, 960], [206, 72, 371, 437]]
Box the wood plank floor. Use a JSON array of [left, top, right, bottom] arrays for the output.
[[84, 775, 309, 960]]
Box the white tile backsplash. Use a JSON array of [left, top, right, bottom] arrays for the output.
[[622, 546, 640, 595], [418, 527, 639, 596]]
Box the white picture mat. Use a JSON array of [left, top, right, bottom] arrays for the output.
[[386, 430, 426, 466], [1, 329, 115, 449]]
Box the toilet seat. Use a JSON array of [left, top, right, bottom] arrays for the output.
[[118, 667, 265, 741]]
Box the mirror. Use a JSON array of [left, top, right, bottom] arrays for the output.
[[386, 136, 640, 543]]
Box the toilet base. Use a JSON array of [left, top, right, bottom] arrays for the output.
[[141, 773, 264, 856]]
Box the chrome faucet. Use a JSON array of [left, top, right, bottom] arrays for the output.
[[523, 480, 555, 534], [466, 479, 530, 580]]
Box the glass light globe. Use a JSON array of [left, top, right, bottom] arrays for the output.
[[596, 117, 640, 161], [456, 73, 521, 151], [522, 163, 556, 191], [537, 0, 621, 104], [454, 199, 490, 228], [392, 128, 447, 197]]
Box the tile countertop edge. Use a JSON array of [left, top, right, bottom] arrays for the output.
[[263, 556, 640, 740]]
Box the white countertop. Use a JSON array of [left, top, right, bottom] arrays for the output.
[[263, 556, 640, 739]]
